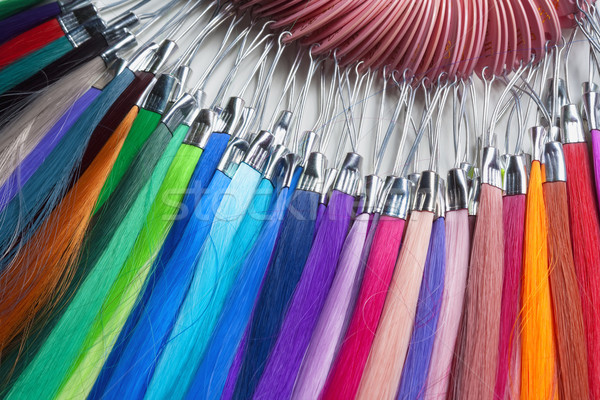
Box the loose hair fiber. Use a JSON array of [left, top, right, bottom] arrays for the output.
[[355, 210, 434, 400], [425, 209, 470, 399], [494, 194, 525, 400], [563, 142, 600, 398], [0, 106, 137, 353], [451, 183, 504, 400], [544, 180, 590, 400], [322, 215, 406, 400]]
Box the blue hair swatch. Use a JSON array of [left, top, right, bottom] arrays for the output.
[[396, 216, 447, 399], [185, 185, 291, 400]]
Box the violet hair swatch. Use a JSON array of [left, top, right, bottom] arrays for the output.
[[0, 87, 100, 212], [292, 212, 371, 399], [397, 216, 446, 399], [494, 194, 525, 400], [425, 209, 470, 399], [253, 190, 354, 400], [0, 2, 61, 44]]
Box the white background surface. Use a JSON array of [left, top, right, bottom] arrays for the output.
[[97, 0, 593, 179]]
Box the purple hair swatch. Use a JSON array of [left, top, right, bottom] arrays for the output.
[[0, 87, 100, 212], [253, 190, 355, 400], [396, 216, 447, 399]]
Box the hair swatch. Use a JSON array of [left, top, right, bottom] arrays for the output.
[[322, 215, 405, 400], [254, 190, 355, 400], [356, 210, 434, 400], [521, 161, 556, 399], [544, 180, 590, 399], [495, 194, 525, 400], [426, 209, 470, 399], [232, 189, 320, 400], [0, 106, 136, 352], [397, 216, 446, 399], [449, 184, 504, 400], [292, 212, 371, 399], [563, 142, 600, 398]]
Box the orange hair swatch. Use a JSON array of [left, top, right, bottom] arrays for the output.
[[520, 160, 557, 400]]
